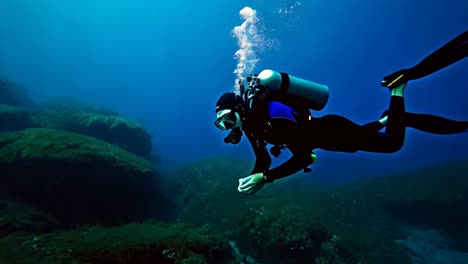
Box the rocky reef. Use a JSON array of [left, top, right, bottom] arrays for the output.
[[0, 221, 236, 264], [0, 104, 34, 132], [161, 157, 468, 264], [0, 128, 164, 226], [1, 155, 467, 263], [0, 102, 153, 160], [162, 157, 401, 263], [31, 98, 153, 159], [348, 160, 468, 252], [0, 82, 154, 160], [0, 200, 58, 236]]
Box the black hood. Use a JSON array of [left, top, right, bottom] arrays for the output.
[[215, 92, 238, 112]]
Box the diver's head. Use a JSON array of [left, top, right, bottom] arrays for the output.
[[214, 92, 242, 131]]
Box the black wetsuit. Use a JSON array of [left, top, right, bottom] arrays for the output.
[[243, 96, 466, 182], [241, 31, 467, 182], [241, 95, 404, 182]]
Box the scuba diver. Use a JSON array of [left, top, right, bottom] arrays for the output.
[[214, 31, 467, 194]]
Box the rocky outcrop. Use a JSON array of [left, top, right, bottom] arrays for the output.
[[0, 78, 34, 107], [162, 155, 468, 263], [0, 200, 58, 236], [162, 157, 365, 264], [352, 160, 468, 252], [0, 104, 34, 132], [31, 109, 153, 159], [0, 128, 165, 226], [0, 222, 236, 264], [234, 205, 356, 264], [0, 101, 153, 160]]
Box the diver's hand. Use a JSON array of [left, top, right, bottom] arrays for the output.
[[238, 173, 265, 194]]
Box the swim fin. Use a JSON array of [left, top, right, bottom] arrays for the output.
[[382, 31, 467, 89]]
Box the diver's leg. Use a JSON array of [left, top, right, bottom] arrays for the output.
[[375, 95, 406, 152], [362, 121, 385, 131], [382, 31, 467, 89], [405, 113, 468, 134], [378, 82, 407, 152], [410, 31, 467, 79], [313, 112, 403, 153], [372, 110, 468, 134], [363, 111, 389, 131], [313, 83, 406, 153]]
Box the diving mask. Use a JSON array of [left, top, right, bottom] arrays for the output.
[[214, 109, 241, 130]]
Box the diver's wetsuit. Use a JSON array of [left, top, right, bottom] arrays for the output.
[[239, 31, 468, 183], [244, 95, 467, 183], [242, 95, 405, 182], [364, 112, 468, 134]]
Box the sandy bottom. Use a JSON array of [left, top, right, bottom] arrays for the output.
[[396, 227, 468, 264]]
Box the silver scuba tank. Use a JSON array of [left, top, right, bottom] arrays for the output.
[[256, 69, 329, 110]]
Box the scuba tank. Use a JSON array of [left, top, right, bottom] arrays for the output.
[[239, 69, 329, 162], [252, 69, 330, 111]]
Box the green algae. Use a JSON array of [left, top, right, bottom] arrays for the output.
[[0, 222, 234, 264], [0, 128, 153, 174]]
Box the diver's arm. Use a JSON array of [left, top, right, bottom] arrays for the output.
[[263, 137, 314, 182], [263, 151, 313, 183], [246, 132, 271, 174], [261, 112, 314, 182]]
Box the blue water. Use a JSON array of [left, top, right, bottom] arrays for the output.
[[0, 0, 467, 183]]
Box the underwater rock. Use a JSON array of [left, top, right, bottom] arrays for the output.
[[0, 97, 154, 159], [0, 222, 236, 264], [0, 128, 164, 226], [37, 97, 119, 116], [161, 156, 252, 220], [0, 200, 59, 236], [163, 157, 468, 263], [234, 205, 356, 264], [163, 156, 411, 264], [0, 104, 34, 132], [396, 227, 468, 264], [31, 107, 152, 159], [0, 78, 34, 107], [349, 160, 468, 251], [163, 157, 358, 263], [229, 240, 259, 264]]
